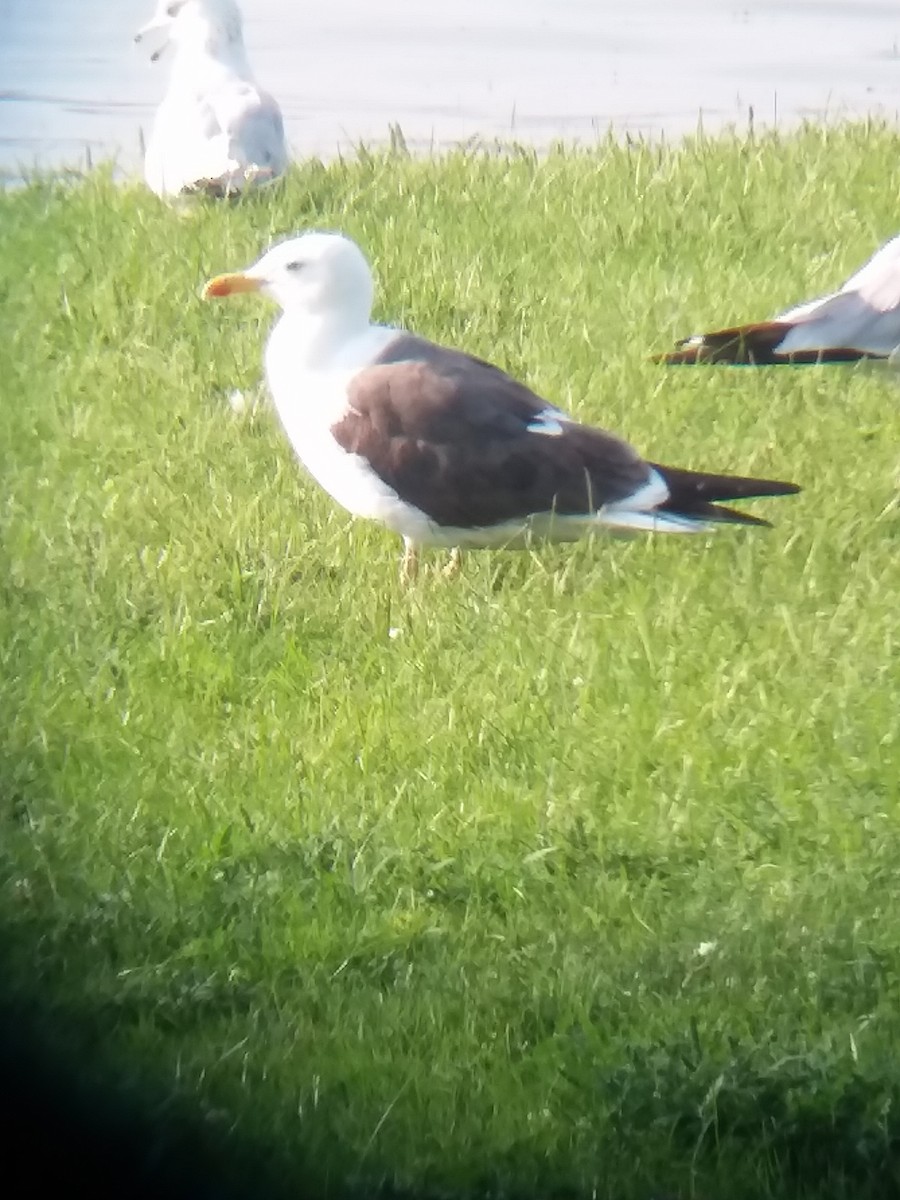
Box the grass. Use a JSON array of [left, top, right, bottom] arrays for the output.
[[1, 122, 899, 1199]]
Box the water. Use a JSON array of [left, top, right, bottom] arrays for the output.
[[1, 0, 899, 176]]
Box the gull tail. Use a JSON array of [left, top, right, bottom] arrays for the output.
[[655, 321, 869, 365], [648, 463, 801, 528]]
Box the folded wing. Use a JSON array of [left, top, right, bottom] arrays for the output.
[[659, 233, 900, 364], [335, 336, 798, 530]]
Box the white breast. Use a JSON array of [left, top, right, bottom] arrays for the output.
[[263, 322, 438, 537]]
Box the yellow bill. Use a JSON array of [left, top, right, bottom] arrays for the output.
[[202, 273, 263, 299]]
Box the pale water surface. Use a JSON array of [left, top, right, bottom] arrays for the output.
[[1, 0, 899, 175]]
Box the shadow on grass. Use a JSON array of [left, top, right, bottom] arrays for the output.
[[0, 995, 296, 1200], [5, 978, 900, 1200], [0, 974, 476, 1200], [1, 864, 899, 1200]]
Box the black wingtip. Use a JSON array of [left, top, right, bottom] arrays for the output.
[[652, 344, 709, 366], [705, 505, 773, 528], [649, 464, 801, 527], [655, 321, 799, 366]]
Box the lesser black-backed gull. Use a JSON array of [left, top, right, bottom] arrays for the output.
[[659, 233, 900, 364], [203, 232, 800, 579], [135, 0, 288, 199]]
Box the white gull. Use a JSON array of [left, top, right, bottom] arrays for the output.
[[135, 0, 288, 199]]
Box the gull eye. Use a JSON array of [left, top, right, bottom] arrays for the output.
[[285, 260, 305, 273], [166, 2, 183, 16]]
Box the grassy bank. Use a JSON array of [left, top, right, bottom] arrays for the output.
[[1, 123, 899, 1198]]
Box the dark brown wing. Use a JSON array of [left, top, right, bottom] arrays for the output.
[[333, 335, 651, 529], [657, 321, 870, 365]]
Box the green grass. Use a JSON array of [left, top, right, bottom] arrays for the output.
[[1, 122, 899, 1198]]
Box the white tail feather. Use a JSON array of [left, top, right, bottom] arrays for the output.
[[597, 510, 708, 534]]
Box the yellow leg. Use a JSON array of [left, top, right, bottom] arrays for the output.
[[441, 546, 463, 580], [400, 538, 420, 585]]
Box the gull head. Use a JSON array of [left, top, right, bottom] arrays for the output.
[[203, 233, 376, 326], [135, 0, 244, 63]]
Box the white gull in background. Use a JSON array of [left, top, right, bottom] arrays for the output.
[[203, 232, 800, 580], [135, 0, 288, 198], [660, 233, 900, 364]]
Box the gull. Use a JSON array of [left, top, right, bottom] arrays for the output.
[[135, 0, 288, 199], [659, 233, 900, 364], [202, 232, 800, 581]]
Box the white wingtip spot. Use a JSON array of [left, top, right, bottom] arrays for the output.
[[526, 408, 568, 437]]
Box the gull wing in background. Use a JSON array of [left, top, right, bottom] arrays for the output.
[[659, 234, 900, 364]]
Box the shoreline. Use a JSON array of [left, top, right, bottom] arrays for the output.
[[3, 107, 898, 188]]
